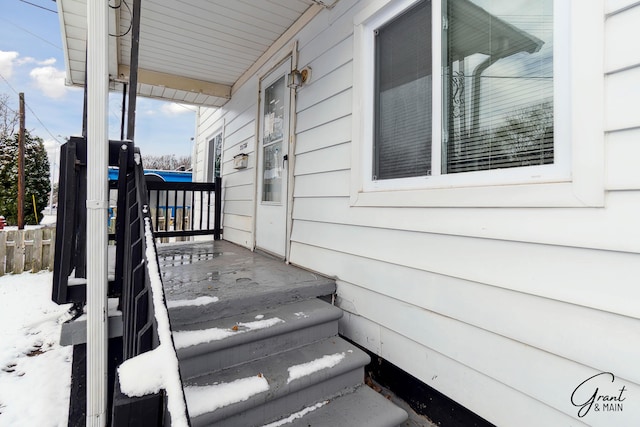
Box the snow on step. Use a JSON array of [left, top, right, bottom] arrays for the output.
[[261, 401, 329, 427], [287, 352, 346, 384], [185, 374, 269, 418], [185, 338, 369, 427], [173, 317, 284, 349], [166, 296, 219, 308], [175, 299, 343, 379], [266, 386, 409, 427]]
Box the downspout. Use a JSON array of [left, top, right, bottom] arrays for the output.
[[285, 42, 299, 264], [85, 1, 109, 426]]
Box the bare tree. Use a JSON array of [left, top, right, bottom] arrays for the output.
[[142, 154, 191, 170], [0, 93, 19, 139]]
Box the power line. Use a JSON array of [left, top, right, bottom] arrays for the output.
[[0, 16, 62, 50], [0, 72, 64, 144], [18, 0, 58, 14]]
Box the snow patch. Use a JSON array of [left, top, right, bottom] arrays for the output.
[[75, 297, 121, 321], [118, 347, 165, 396], [255, 314, 264, 320], [184, 375, 269, 417], [173, 327, 236, 349], [67, 277, 87, 286], [238, 317, 283, 330], [294, 312, 309, 318], [40, 214, 57, 225], [166, 296, 219, 308], [287, 353, 346, 384], [261, 400, 329, 427], [173, 317, 284, 349], [0, 272, 72, 426]]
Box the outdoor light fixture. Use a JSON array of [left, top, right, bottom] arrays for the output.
[[287, 67, 311, 90]]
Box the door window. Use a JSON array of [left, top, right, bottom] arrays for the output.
[[261, 76, 286, 203]]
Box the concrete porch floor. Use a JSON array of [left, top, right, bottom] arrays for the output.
[[156, 239, 336, 325]]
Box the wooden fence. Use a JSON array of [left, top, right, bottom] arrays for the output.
[[0, 226, 56, 276]]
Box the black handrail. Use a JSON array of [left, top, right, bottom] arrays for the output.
[[112, 147, 191, 426], [52, 138, 194, 425]]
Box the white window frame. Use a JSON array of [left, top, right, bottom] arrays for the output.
[[351, 0, 604, 207]]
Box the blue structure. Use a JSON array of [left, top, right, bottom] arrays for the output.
[[107, 166, 192, 182], [108, 167, 193, 227]]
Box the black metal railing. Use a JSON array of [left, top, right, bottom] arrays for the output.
[[52, 138, 200, 425], [146, 179, 221, 240], [109, 178, 222, 241], [54, 139, 222, 306], [110, 145, 192, 425], [52, 137, 134, 305], [112, 147, 190, 426], [52, 137, 87, 305]]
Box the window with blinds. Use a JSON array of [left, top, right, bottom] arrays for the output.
[[372, 0, 553, 180]]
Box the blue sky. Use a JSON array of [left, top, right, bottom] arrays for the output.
[[0, 0, 197, 169]]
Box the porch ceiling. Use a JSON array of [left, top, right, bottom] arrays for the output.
[[58, 0, 321, 107]]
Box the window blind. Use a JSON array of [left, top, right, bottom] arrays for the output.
[[374, 0, 432, 180], [443, 0, 554, 174]]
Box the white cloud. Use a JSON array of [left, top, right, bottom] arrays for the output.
[[16, 56, 36, 66], [38, 58, 57, 66], [29, 66, 68, 99], [0, 51, 19, 79], [161, 103, 196, 116]]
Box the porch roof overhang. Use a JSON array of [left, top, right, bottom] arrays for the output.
[[57, 0, 327, 108]]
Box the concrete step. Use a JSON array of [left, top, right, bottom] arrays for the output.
[[160, 241, 337, 327], [174, 298, 343, 379], [167, 279, 336, 327], [184, 337, 370, 427], [265, 385, 409, 427]]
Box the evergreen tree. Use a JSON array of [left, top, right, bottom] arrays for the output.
[[0, 130, 51, 225]]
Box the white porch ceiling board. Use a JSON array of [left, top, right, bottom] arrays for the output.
[[183, 91, 199, 104], [66, 38, 86, 52], [150, 85, 165, 97], [60, 0, 87, 17], [136, 83, 218, 107], [194, 92, 210, 105], [64, 24, 87, 40], [59, 0, 316, 106], [70, 70, 84, 83], [162, 87, 177, 99]]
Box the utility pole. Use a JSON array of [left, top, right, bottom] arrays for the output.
[[18, 93, 25, 230]]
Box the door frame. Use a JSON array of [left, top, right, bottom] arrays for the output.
[[253, 45, 299, 261]]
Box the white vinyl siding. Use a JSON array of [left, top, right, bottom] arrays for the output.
[[193, 0, 640, 425], [196, 81, 259, 249]]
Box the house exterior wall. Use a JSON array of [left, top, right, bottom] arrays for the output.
[[195, 1, 640, 425]]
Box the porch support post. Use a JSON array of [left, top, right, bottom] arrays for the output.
[[126, 0, 141, 141], [86, 1, 110, 426]]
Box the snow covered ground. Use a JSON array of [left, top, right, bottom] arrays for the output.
[[0, 271, 73, 427]]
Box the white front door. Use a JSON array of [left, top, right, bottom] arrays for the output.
[[256, 59, 291, 257]]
